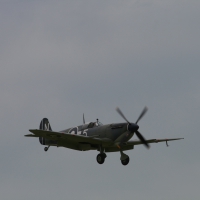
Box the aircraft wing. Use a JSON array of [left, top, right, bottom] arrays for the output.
[[104, 138, 184, 152], [26, 129, 113, 145], [126, 138, 184, 146]]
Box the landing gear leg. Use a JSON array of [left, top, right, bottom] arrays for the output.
[[44, 146, 50, 152], [120, 151, 130, 166], [96, 145, 107, 164]]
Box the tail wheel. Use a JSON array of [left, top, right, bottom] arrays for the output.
[[44, 146, 49, 151], [96, 153, 106, 164], [121, 156, 130, 166]]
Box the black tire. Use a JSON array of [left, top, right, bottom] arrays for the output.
[[102, 153, 107, 158], [121, 156, 130, 166], [96, 154, 105, 164]]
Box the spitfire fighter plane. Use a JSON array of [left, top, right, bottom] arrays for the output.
[[25, 107, 184, 165]]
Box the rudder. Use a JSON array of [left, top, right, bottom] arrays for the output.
[[39, 118, 52, 145], [39, 118, 52, 131]]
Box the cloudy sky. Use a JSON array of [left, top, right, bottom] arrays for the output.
[[0, 0, 200, 199]]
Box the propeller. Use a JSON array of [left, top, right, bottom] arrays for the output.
[[116, 107, 150, 149], [116, 107, 130, 124], [135, 130, 149, 148], [135, 106, 148, 124]]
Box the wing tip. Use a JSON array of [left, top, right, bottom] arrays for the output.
[[177, 138, 184, 140]]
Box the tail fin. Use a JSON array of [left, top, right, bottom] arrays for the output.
[[39, 118, 52, 131], [39, 118, 52, 145]]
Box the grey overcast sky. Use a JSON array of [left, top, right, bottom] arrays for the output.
[[0, 1, 200, 199]]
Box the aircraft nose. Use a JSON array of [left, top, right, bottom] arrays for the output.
[[128, 123, 139, 132]]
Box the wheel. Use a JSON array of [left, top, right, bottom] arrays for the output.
[[121, 156, 129, 166], [44, 147, 48, 151], [102, 153, 107, 158], [96, 153, 106, 164]]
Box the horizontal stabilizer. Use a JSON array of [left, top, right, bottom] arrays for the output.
[[24, 134, 38, 137]]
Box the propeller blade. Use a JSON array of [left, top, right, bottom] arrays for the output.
[[135, 130, 150, 149], [83, 114, 85, 124], [135, 106, 148, 124], [116, 107, 130, 124]]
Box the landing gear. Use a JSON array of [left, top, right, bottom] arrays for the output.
[[121, 156, 129, 165], [120, 150, 130, 166], [44, 146, 50, 151], [96, 153, 106, 164], [96, 145, 107, 164]]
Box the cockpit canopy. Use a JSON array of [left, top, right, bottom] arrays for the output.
[[87, 121, 103, 128], [81, 120, 103, 130]]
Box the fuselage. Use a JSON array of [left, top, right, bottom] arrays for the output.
[[39, 122, 133, 151]]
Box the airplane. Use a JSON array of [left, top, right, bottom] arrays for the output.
[[25, 107, 184, 165]]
